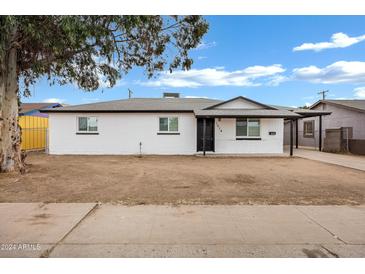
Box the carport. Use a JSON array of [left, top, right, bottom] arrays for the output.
[[193, 107, 331, 157], [286, 109, 331, 156]]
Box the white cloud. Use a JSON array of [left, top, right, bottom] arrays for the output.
[[42, 98, 65, 104], [304, 102, 311, 107], [140, 65, 286, 88], [293, 32, 365, 52], [354, 87, 365, 98], [267, 75, 288, 86], [197, 56, 207, 60], [195, 41, 217, 50], [66, 54, 125, 91], [92, 55, 126, 89], [293, 61, 365, 84], [334, 97, 351, 100], [90, 77, 125, 89]]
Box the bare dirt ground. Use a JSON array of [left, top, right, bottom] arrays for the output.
[[0, 153, 365, 205]]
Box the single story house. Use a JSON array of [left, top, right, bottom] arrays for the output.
[[283, 99, 365, 155], [42, 94, 327, 156]]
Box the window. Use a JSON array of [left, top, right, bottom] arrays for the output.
[[159, 117, 178, 132], [248, 119, 260, 136], [303, 120, 314, 137], [236, 118, 260, 137], [78, 117, 98, 132]]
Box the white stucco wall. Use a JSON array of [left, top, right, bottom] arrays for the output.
[[48, 112, 197, 155], [214, 118, 284, 154], [49, 103, 285, 155]]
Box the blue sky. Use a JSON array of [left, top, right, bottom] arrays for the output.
[[22, 16, 365, 107]]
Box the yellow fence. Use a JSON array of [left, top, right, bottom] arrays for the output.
[[19, 116, 48, 151]]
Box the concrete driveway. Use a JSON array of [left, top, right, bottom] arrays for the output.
[[1, 203, 365, 258], [293, 148, 365, 171]]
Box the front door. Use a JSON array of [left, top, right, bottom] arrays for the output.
[[197, 118, 215, 152]]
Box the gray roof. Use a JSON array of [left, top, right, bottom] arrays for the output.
[[311, 99, 365, 113], [269, 105, 296, 111], [41, 96, 329, 119], [42, 98, 222, 113], [272, 105, 331, 117], [194, 109, 301, 118], [292, 109, 331, 117]]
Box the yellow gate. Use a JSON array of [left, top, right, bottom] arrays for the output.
[[19, 116, 48, 151]]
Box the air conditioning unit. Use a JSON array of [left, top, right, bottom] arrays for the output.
[[163, 92, 180, 98]]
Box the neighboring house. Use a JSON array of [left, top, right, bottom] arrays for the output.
[[42, 94, 325, 155], [284, 99, 365, 155], [20, 102, 63, 117], [19, 102, 62, 151]]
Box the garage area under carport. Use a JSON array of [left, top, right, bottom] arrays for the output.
[[194, 107, 331, 156], [282, 108, 331, 156]]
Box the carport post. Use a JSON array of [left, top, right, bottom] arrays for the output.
[[290, 119, 293, 156], [203, 118, 206, 156], [319, 115, 322, 151], [295, 119, 298, 149]]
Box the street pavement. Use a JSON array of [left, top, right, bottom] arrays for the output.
[[1, 203, 365, 258]]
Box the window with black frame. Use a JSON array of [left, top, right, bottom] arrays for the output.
[[236, 118, 260, 138]]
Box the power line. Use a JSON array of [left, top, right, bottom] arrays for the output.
[[318, 90, 329, 100], [128, 88, 133, 99]]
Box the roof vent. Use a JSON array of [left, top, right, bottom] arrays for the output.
[[163, 92, 180, 98]]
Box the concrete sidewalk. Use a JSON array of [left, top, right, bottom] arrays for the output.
[[292, 148, 365, 171], [1, 203, 365, 258]]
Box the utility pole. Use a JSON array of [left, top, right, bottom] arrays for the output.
[[318, 90, 329, 100], [128, 88, 133, 99]]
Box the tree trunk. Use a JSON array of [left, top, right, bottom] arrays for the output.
[[0, 27, 25, 173]]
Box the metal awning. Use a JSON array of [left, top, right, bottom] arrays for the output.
[[291, 109, 332, 118]]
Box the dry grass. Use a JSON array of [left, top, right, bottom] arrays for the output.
[[0, 152, 365, 205]]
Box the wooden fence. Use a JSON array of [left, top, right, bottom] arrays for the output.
[[19, 116, 48, 151]]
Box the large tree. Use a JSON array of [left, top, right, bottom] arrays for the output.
[[0, 16, 208, 172]]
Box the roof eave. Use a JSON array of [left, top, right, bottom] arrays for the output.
[[294, 111, 332, 117], [195, 114, 301, 119], [41, 109, 195, 113]]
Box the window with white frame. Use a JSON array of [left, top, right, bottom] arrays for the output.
[[303, 120, 314, 137], [159, 117, 178, 132], [78, 117, 98, 132], [236, 118, 260, 137]]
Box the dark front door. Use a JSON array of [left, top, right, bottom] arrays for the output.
[[197, 118, 215, 152]]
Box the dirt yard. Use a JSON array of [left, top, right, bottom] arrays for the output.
[[0, 153, 365, 205]]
